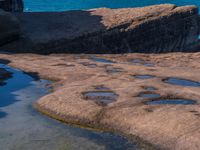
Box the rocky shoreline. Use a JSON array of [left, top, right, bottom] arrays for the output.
[[0, 3, 200, 150], [0, 4, 200, 53], [0, 52, 200, 150]]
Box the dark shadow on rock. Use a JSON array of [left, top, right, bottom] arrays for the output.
[[23, 71, 40, 81], [0, 59, 11, 64], [0, 4, 199, 54], [0, 68, 13, 86]]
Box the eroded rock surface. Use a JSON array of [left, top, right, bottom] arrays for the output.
[[1, 4, 200, 53], [0, 53, 200, 150]]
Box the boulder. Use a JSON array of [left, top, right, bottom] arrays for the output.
[[0, 9, 20, 46], [0, 4, 200, 53]]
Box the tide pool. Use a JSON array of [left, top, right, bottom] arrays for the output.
[[24, 0, 200, 12]]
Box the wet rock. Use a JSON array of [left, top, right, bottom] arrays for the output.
[[1, 4, 199, 53], [0, 9, 20, 45], [2, 53, 200, 150]]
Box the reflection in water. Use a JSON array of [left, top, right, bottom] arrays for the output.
[[0, 64, 138, 150]]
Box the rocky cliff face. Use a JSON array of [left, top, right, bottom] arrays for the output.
[[0, 4, 200, 53]]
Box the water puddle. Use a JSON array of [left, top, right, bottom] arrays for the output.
[[144, 87, 157, 91], [91, 57, 115, 64], [146, 99, 197, 105], [139, 93, 160, 99], [0, 111, 7, 118], [134, 75, 155, 79], [83, 91, 118, 106], [129, 58, 155, 67], [0, 63, 138, 150], [130, 58, 144, 64], [163, 77, 200, 87], [106, 67, 125, 74]]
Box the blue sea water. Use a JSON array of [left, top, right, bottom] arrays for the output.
[[24, 0, 200, 12]]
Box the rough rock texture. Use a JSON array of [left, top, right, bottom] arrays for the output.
[[0, 53, 200, 150], [0, 9, 20, 45], [0, 4, 200, 53]]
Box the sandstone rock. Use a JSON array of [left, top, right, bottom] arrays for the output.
[[0, 4, 199, 53], [1, 53, 200, 150], [0, 9, 20, 46]]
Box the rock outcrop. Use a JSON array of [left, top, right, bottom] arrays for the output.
[[1, 53, 200, 150], [0, 9, 20, 46], [0, 4, 200, 53]]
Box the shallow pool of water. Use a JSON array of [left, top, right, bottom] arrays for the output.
[[0, 63, 138, 150], [134, 75, 154, 79], [163, 77, 200, 87], [144, 63, 155, 67], [144, 87, 157, 91], [130, 58, 144, 64], [91, 57, 115, 64], [146, 99, 196, 105], [83, 91, 118, 106], [139, 93, 160, 99]]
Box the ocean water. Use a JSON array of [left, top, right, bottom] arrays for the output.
[[24, 0, 200, 12]]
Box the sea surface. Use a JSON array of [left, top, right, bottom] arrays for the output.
[[24, 0, 200, 12]]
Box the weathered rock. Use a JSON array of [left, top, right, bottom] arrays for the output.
[[1, 52, 200, 150], [0, 4, 199, 53], [0, 9, 20, 46]]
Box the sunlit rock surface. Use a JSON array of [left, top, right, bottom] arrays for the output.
[[0, 4, 200, 53], [0, 52, 200, 150]]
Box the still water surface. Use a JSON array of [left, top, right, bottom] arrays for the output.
[[24, 0, 200, 12], [0, 64, 137, 150]]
